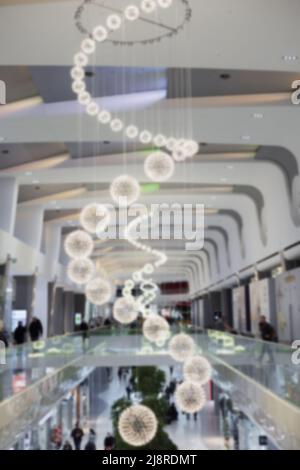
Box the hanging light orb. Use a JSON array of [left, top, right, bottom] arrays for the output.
[[175, 381, 206, 414], [118, 405, 157, 447], [157, 0, 173, 8], [113, 296, 139, 325], [141, 0, 157, 14], [110, 174, 140, 207], [183, 356, 212, 385], [81, 37, 96, 55], [144, 151, 175, 182], [143, 315, 170, 343], [78, 90, 91, 106], [183, 139, 199, 157], [74, 52, 88, 67], [132, 271, 143, 282], [98, 109, 112, 124], [80, 203, 111, 235], [72, 80, 85, 95], [110, 118, 124, 132], [125, 125, 139, 139], [86, 101, 99, 116], [70, 66, 84, 81], [168, 333, 196, 362], [139, 130, 153, 144], [85, 277, 112, 306], [166, 137, 177, 152], [106, 14, 122, 31], [172, 146, 186, 162], [64, 230, 94, 259], [93, 25, 108, 42], [143, 263, 154, 275], [67, 259, 95, 285], [124, 5, 140, 21], [125, 279, 135, 290], [153, 134, 167, 148]]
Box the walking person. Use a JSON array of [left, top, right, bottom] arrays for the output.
[[13, 321, 27, 345], [104, 432, 115, 450], [258, 315, 278, 363], [29, 317, 43, 342], [71, 422, 84, 450]]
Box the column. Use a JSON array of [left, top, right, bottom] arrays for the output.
[[44, 224, 61, 280], [0, 177, 18, 234], [14, 205, 44, 250]]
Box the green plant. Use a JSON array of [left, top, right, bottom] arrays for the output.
[[133, 366, 166, 396]]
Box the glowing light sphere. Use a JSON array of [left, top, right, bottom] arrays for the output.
[[139, 130, 153, 144], [67, 259, 95, 285], [78, 90, 91, 106], [64, 230, 94, 259], [143, 315, 170, 343], [172, 145, 186, 162], [125, 125, 139, 139], [70, 66, 84, 81], [183, 139, 199, 157], [86, 101, 99, 116], [110, 174, 141, 207], [98, 110, 112, 124], [141, 0, 157, 14], [153, 134, 167, 148], [143, 263, 154, 275], [125, 279, 135, 290], [110, 118, 124, 132], [85, 277, 112, 306], [81, 38, 96, 55], [106, 14, 122, 30], [74, 52, 88, 67], [157, 0, 173, 8], [183, 356, 212, 385], [166, 137, 177, 152], [124, 5, 140, 21], [80, 203, 110, 235], [93, 25, 108, 42], [118, 405, 157, 447], [175, 381, 206, 414], [168, 333, 196, 362], [132, 271, 143, 282], [144, 151, 175, 182], [72, 80, 85, 94], [113, 296, 139, 324]]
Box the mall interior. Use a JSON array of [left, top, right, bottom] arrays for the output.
[[0, 0, 300, 452]]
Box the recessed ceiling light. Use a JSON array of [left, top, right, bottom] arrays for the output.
[[282, 55, 298, 61], [0, 137, 5, 142], [226, 165, 235, 170], [220, 73, 231, 80], [32, 179, 39, 184], [25, 171, 32, 176], [211, 196, 217, 201], [85, 70, 95, 78], [252, 113, 263, 119], [241, 135, 251, 141], [220, 177, 228, 183]]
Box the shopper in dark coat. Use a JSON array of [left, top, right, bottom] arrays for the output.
[[29, 317, 43, 341]]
